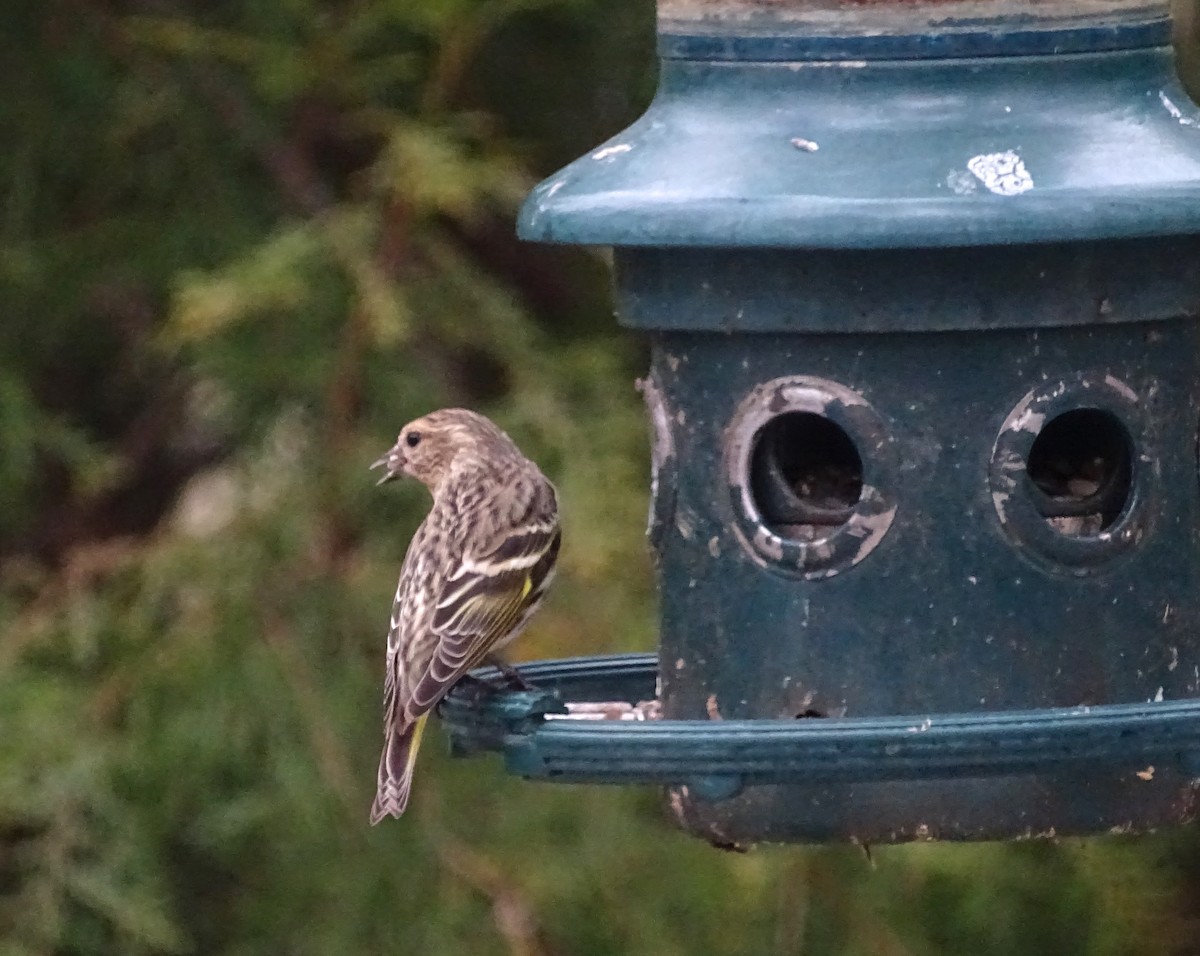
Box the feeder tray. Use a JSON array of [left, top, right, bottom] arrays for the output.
[[440, 655, 1200, 805]]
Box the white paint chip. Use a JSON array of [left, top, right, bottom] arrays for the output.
[[1159, 91, 1200, 128], [592, 143, 632, 161], [967, 150, 1034, 196]]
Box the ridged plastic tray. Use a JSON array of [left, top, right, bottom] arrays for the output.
[[438, 654, 1200, 800]]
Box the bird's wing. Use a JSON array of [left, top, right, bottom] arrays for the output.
[[381, 579, 411, 728], [405, 520, 560, 717], [381, 527, 439, 727]]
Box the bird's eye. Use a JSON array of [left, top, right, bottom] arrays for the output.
[[405, 431, 422, 448]]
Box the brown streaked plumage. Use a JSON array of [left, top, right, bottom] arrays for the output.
[[369, 408, 560, 824]]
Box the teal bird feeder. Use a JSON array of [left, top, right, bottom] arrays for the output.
[[440, 0, 1200, 845]]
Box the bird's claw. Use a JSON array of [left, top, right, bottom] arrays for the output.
[[486, 656, 537, 693], [454, 673, 501, 705]]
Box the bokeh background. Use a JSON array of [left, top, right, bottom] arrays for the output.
[[3, 1, 1200, 953]]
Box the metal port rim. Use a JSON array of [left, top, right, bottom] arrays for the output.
[[724, 376, 898, 580], [988, 373, 1151, 573], [439, 654, 1200, 801]]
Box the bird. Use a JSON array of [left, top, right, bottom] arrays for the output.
[[368, 408, 560, 823]]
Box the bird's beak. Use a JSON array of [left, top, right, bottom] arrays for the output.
[[371, 446, 403, 485]]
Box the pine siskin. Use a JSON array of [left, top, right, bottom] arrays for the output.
[[368, 408, 560, 823]]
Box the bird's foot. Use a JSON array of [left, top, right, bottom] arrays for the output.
[[486, 656, 536, 692], [454, 672, 502, 705]]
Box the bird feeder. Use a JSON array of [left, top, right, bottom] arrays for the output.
[[440, 0, 1200, 845]]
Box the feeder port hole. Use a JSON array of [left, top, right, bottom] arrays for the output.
[[1026, 408, 1134, 537]]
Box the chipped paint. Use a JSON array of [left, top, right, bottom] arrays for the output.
[[591, 143, 632, 161], [790, 137, 819, 152], [1159, 90, 1200, 128], [675, 507, 696, 540], [847, 503, 897, 564], [779, 384, 834, 414], [1010, 408, 1045, 435], [637, 373, 676, 545], [967, 150, 1034, 196], [1136, 766, 1156, 781], [705, 694, 723, 720], [1103, 374, 1138, 403], [707, 535, 721, 558]]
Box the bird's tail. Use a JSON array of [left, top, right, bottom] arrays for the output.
[[369, 714, 427, 825]]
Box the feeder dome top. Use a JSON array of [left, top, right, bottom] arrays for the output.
[[519, 0, 1200, 250]]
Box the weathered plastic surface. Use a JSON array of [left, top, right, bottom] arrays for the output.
[[518, 5, 1200, 249], [643, 316, 1200, 843], [438, 654, 1200, 843]]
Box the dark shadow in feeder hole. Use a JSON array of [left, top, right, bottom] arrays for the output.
[[1025, 408, 1133, 536], [750, 412, 864, 540]]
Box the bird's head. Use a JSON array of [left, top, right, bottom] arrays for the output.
[[371, 408, 513, 493]]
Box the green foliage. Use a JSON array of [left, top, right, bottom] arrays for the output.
[[2, 1, 1199, 954]]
